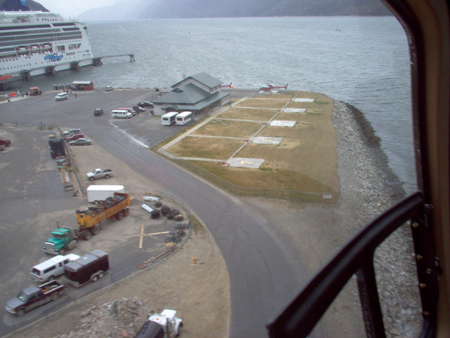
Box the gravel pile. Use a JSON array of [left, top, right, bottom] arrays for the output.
[[53, 297, 153, 338], [333, 100, 421, 337]]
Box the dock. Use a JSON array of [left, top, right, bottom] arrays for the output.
[[0, 54, 135, 91]]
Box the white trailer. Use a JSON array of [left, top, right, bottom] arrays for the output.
[[86, 185, 125, 204]]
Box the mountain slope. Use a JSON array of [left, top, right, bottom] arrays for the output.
[[139, 0, 392, 18], [76, 0, 391, 20]]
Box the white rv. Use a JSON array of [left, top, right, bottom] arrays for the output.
[[161, 112, 178, 126], [87, 185, 125, 204], [176, 111, 193, 125]]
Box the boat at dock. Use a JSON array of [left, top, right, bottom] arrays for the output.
[[0, 11, 94, 77]]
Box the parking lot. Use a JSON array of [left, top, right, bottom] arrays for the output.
[[0, 90, 196, 335]]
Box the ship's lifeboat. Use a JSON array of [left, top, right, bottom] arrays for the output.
[[16, 46, 28, 54], [41, 44, 52, 50], [29, 45, 40, 51]]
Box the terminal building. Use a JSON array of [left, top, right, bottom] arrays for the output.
[[152, 72, 231, 116]]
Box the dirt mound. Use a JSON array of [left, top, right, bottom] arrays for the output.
[[54, 297, 151, 338]]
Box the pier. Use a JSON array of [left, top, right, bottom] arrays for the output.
[[93, 54, 135, 66], [0, 53, 135, 91]]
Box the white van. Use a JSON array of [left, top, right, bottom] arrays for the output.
[[161, 112, 178, 126], [55, 92, 68, 101], [30, 254, 80, 283], [111, 109, 132, 119], [176, 111, 193, 125]]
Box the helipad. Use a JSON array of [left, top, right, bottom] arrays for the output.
[[227, 157, 265, 168], [283, 108, 306, 113], [251, 137, 282, 145], [294, 98, 315, 102], [270, 120, 296, 127]]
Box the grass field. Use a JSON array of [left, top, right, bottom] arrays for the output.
[[159, 90, 339, 195]]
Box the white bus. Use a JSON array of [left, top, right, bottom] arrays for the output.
[[175, 111, 193, 125], [161, 112, 178, 126]]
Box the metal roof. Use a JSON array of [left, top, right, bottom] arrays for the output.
[[153, 83, 210, 105], [161, 91, 230, 112], [171, 72, 222, 89]]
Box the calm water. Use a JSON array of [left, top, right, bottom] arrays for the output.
[[15, 16, 416, 192]]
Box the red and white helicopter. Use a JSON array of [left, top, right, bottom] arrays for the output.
[[259, 83, 289, 91], [221, 82, 236, 89]]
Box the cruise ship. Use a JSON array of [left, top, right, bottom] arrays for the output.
[[0, 11, 94, 77]]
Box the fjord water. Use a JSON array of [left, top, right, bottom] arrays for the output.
[[23, 16, 415, 193]]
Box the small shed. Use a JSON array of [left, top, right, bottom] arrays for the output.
[[72, 81, 94, 91]]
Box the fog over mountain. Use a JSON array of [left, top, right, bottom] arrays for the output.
[[77, 0, 391, 20]]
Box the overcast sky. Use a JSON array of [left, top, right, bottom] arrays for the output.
[[36, 0, 122, 18]]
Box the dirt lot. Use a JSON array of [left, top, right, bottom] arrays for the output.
[[7, 134, 230, 338]]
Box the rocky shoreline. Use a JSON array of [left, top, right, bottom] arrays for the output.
[[333, 100, 421, 337]]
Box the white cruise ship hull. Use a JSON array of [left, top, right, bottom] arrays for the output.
[[0, 11, 94, 78]]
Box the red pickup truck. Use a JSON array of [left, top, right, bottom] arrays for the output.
[[0, 138, 11, 147], [5, 280, 64, 316], [65, 133, 84, 142]]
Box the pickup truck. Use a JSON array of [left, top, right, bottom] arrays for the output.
[[86, 168, 114, 181], [65, 133, 85, 142], [0, 138, 11, 147], [5, 280, 64, 316]]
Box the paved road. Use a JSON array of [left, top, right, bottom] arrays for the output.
[[0, 89, 310, 338]]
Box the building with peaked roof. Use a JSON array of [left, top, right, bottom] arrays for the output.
[[152, 72, 231, 116]]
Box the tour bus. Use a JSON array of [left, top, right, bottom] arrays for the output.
[[161, 112, 178, 126], [64, 249, 109, 288], [175, 111, 193, 126]]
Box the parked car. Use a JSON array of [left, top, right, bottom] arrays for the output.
[[118, 107, 136, 116], [5, 281, 65, 317], [94, 108, 103, 116], [55, 92, 68, 101], [132, 105, 145, 113], [62, 128, 81, 136], [30, 254, 80, 283], [111, 110, 132, 119], [0, 138, 11, 147], [65, 133, 84, 142], [137, 101, 153, 107], [86, 168, 113, 180], [64, 131, 81, 139], [69, 138, 92, 146], [104, 86, 113, 92]]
